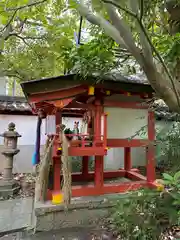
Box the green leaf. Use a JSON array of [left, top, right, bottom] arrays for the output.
[[174, 171, 180, 181], [172, 199, 180, 205], [162, 173, 173, 181], [21, 0, 30, 4], [0, 40, 4, 50], [0, 14, 9, 25]]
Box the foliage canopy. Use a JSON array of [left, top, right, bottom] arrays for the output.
[[1, 0, 180, 112]]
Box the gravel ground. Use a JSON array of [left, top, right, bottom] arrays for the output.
[[0, 173, 35, 201], [0, 226, 119, 240]]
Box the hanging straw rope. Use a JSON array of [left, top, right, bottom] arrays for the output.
[[35, 136, 55, 202], [59, 124, 72, 208], [34, 122, 72, 206], [80, 119, 87, 134]]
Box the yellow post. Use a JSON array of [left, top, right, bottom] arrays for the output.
[[106, 90, 111, 95], [52, 192, 64, 204], [88, 86, 95, 95]]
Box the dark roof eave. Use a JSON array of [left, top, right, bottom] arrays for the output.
[[0, 95, 27, 102], [21, 73, 154, 97], [0, 110, 33, 115], [21, 74, 76, 85]]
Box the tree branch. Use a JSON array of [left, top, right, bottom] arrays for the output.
[[10, 34, 31, 46], [4, 68, 27, 81], [139, 22, 180, 109], [155, 20, 169, 34], [16, 18, 27, 34], [0, 0, 46, 42], [22, 35, 46, 40], [128, 0, 153, 63], [76, 0, 128, 48], [102, 0, 180, 108], [139, 0, 144, 21], [7, 34, 44, 64], [3, 18, 26, 41], [0, 10, 17, 33], [104, 3, 144, 66], [25, 19, 44, 27], [3, 0, 47, 12], [103, 0, 136, 17], [5, 72, 24, 81]]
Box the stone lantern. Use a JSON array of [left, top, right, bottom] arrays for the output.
[[0, 122, 21, 198]]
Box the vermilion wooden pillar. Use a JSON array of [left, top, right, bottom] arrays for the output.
[[95, 156, 104, 187], [146, 111, 156, 182], [124, 147, 131, 171], [94, 101, 104, 188], [82, 156, 89, 180], [53, 110, 62, 192]]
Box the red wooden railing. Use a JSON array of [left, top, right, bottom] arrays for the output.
[[65, 113, 108, 148], [65, 133, 105, 147], [49, 113, 108, 156]]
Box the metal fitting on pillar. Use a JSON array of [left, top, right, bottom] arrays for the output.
[[0, 122, 21, 198]]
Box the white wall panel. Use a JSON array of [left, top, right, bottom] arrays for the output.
[[104, 107, 148, 139]]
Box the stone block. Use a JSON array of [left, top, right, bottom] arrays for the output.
[[0, 180, 20, 198], [34, 195, 118, 232]]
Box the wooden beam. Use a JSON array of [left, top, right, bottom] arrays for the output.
[[68, 147, 106, 156], [146, 111, 156, 182], [124, 147, 131, 171], [46, 181, 148, 199], [48, 98, 74, 109], [107, 139, 149, 147], [126, 170, 147, 181], [64, 101, 95, 110], [71, 170, 126, 182], [29, 85, 87, 103], [96, 81, 153, 95], [104, 101, 149, 109], [71, 181, 147, 197]]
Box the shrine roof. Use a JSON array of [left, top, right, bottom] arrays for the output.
[[0, 95, 85, 117], [21, 73, 153, 98], [0, 95, 32, 115], [153, 100, 180, 121], [20, 73, 180, 121]]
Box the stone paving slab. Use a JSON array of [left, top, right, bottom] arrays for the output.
[[0, 193, 126, 234], [0, 198, 34, 234]]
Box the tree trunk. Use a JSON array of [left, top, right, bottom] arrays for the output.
[[141, 58, 180, 112], [175, 59, 180, 83], [77, 1, 180, 113], [166, 0, 180, 35]]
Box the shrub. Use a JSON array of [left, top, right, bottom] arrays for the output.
[[70, 156, 94, 173], [110, 188, 179, 239], [156, 122, 180, 174]]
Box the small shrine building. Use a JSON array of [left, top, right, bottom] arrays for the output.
[[21, 73, 157, 201]]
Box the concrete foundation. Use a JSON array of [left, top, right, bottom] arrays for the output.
[[34, 194, 125, 232]]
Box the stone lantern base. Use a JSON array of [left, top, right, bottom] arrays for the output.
[[0, 179, 20, 198]]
